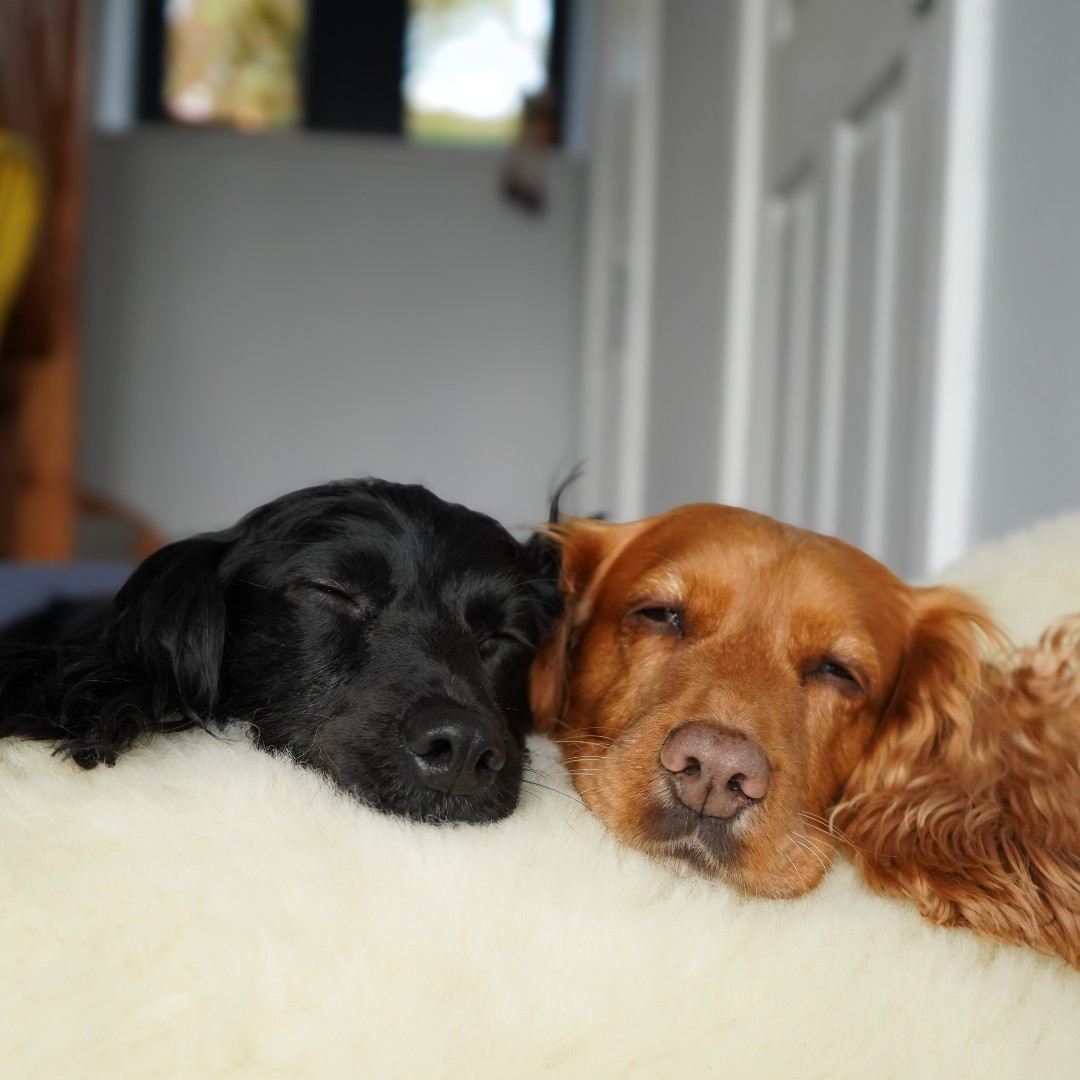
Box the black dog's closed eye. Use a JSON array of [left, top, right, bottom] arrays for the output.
[[300, 580, 377, 619], [0, 478, 562, 824]]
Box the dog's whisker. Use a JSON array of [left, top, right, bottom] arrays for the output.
[[551, 733, 616, 747], [779, 841, 811, 894], [298, 714, 340, 762], [788, 832, 832, 877], [520, 778, 585, 806]]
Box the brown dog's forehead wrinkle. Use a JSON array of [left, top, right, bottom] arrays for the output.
[[566, 501, 917, 667], [677, 516, 912, 657], [627, 502, 905, 591], [578, 508, 900, 663]]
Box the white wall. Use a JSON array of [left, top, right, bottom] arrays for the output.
[[643, 0, 738, 513], [81, 130, 584, 537], [967, 0, 1080, 547]]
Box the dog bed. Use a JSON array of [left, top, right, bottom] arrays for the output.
[[3, 515, 1080, 1079]]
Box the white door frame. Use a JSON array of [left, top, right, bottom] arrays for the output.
[[922, 0, 997, 573], [717, 0, 770, 512]]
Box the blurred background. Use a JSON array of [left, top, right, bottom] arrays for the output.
[[0, 0, 1078, 583]]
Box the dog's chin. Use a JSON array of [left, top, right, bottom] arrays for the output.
[[337, 747, 526, 825], [631, 799, 788, 897], [634, 802, 830, 897], [636, 800, 744, 875], [259, 716, 527, 825], [356, 779, 522, 825]]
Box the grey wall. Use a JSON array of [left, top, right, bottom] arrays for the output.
[[968, 0, 1080, 546], [644, 1, 738, 513], [81, 131, 583, 537]]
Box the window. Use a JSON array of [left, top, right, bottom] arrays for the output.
[[163, 0, 307, 131], [137, 0, 569, 146], [405, 0, 554, 145]]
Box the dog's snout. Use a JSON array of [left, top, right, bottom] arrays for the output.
[[661, 722, 771, 818], [405, 705, 507, 796]]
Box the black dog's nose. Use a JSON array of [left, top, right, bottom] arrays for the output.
[[405, 705, 507, 796]]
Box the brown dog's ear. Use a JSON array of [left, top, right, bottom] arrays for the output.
[[528, 518, 640, 733], [844, 586, 995, 779], [833, 588, 1080, 966]]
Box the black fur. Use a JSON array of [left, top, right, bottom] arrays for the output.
[[0, 479, 561, 823]]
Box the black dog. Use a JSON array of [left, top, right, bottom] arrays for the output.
[[0, 479, 560, 823]]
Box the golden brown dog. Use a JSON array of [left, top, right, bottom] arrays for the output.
[[530, 504, 1080, 967]]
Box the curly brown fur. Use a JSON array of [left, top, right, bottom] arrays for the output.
[[831, 611, 1080, 965]]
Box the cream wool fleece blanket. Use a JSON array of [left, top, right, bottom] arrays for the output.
[[3, 514, 1080, 1079]]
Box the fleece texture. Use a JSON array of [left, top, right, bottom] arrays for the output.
[[3, 514, 1080, 1079]]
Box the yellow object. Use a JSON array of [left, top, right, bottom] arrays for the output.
[[0, 131, 42, 342]]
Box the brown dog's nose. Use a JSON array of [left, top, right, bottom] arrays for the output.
[[661, 722, 771, 818]]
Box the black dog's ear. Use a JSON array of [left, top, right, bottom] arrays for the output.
[[108, 533, 233, 723], [521, 528, 560, 584], [520, 529, 563, 628], [515, 470, 585, 636], [517, 468, 581, 621], [0, 531, 234, 769]]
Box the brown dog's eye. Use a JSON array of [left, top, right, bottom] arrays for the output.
[[805, 658, 864, 693], [630, 604, 684, 636]]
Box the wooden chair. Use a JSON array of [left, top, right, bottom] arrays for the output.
[[0, 4, 166, 566], [0, 132, 40, 337], [0, 131, 43, 556], [0, 0, 85, 560]]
